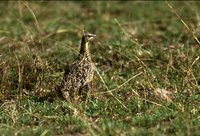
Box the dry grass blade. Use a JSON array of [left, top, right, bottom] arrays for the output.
[[100, 72, 143, 93], [21, 1, 41, 33], [13, 52, 23, 98], [191, 56, 199, 68], [17, 19, 32, 37], [165, 1, 200, 45], [42, 29, 70, 40], [18, 1, 23, 19], [114, 18, 139, 45], [40, 130, 48, 136], [189, 56, 200, 89], [94, 65, 129, 111], [0, 30, 10, 34], [139, 97, 173, 111]]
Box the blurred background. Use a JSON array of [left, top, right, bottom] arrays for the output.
[[0, 1, 199, 136]]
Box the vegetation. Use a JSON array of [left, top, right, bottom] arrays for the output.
[[0, 1, 199, 136]]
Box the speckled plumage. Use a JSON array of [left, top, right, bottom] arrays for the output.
[[58, 33, 96, 100]]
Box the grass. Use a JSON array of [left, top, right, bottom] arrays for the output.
[[0, 1, 200, 136]]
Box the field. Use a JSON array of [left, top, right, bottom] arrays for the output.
[[0, 1, 199, 136]]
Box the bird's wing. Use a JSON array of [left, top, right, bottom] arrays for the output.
[[63, 60, 78, 77]]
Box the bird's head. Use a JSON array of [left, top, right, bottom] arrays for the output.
[[82, 32, 96, 43], [79, 31, 96, 57]]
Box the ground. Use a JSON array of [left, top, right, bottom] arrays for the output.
[[0, 1, 199, 136]]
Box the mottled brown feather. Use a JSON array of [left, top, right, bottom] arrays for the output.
[[58, 33, 96, 100]]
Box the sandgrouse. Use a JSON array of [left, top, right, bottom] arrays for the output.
[[57, 32, 96, 100]]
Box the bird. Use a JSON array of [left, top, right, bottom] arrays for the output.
[[57, 32, 96, 101]]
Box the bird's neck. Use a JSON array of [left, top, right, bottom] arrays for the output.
[[78, 38, 91, 59]]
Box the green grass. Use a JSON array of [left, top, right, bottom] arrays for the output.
[[0, 1, 200, 136]]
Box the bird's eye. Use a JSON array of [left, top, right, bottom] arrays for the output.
[[84, 33, 96, 40]]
